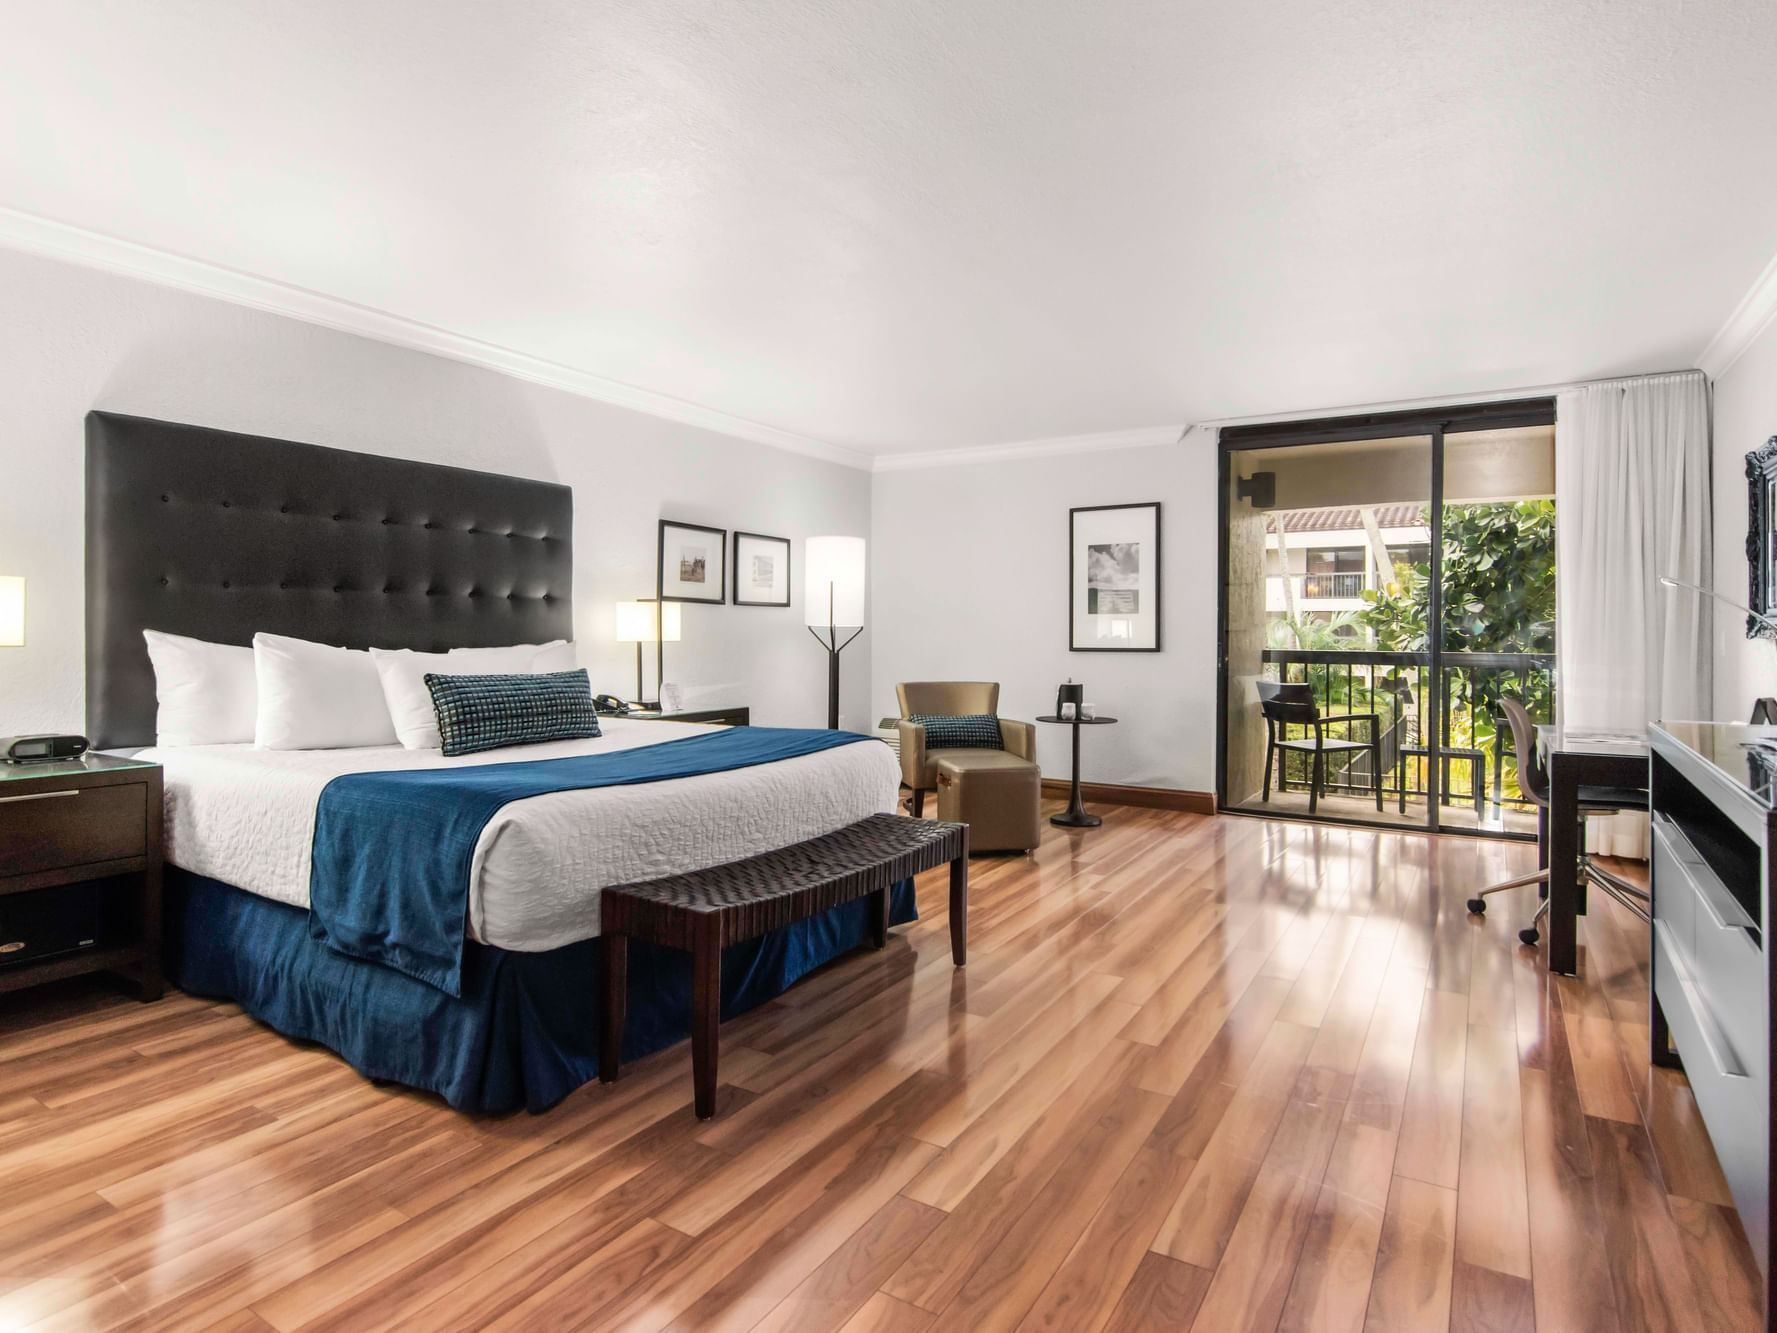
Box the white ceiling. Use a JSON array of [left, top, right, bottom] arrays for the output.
[[3, 1, 1776, 460]]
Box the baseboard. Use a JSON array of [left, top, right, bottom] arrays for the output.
[[1040, 778, 1216, 815]]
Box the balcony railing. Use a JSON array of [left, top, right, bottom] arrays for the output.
[[1299, 572, 1366, 599], [1256, 648, 1555, 815], [1265, 573, 1368, 608]]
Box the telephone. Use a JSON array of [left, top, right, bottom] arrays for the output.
[[592, 694, 631, 716]]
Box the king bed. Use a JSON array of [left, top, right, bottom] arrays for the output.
[[85, 412, 910, 1113]]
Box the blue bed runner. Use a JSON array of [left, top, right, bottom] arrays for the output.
[[308, 727, 878, 996]]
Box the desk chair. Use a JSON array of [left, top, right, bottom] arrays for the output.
[[1256, 680, 1382, 815], [1466, 696, 1648, 945]]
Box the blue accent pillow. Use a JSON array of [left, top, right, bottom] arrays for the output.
[[424, 669, 602, 757], [910, 713, 1003, 750]]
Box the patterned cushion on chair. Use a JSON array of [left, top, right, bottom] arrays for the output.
[[425, 669, 602, 756], [910, 713, 1003, 751]]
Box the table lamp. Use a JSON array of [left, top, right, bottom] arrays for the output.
[[0, 577, 22, 647], [614, 598, 680, 707], [805, 536, 865, 730]]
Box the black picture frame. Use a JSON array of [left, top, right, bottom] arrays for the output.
[[658, 519, 727, 605], [1748, 438, 1777, 640], [731, 530, 791, 607], [1069, 501, 1162, 652]]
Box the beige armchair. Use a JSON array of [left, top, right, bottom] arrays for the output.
[[895, 681, 1038, 819]]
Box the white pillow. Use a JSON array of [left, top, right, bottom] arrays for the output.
[[142, 630, 257, 746], [451, 639, 576, 672], [254, 633, 399, 750], [373, 644, 546, 750]]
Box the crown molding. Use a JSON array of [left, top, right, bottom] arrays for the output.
[[0, 205, 873, 471], [872, 423, 1187, 472], [1699, 246, 1777, 381]]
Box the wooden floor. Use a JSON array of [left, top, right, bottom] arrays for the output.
[[1234, 786, 1540, 836], [0, 805, 1763, 1331]]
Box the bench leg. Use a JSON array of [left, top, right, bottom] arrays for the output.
[[692, 927, 721, 1120], [600, 932, 627, 1084], [949, 854, 968, 967], [871, 885, 890, 948]]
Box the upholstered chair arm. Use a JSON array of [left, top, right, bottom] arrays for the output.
[[896, 719, 929, 789], [999, 718, 1037, 761]]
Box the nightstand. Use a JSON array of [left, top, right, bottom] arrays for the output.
[[0, 754, 163, 1001], [626, 706, 751, 727]]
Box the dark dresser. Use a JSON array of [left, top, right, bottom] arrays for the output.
[[0, 753, 163, 1000], [1649, 722, 1774, 1304]]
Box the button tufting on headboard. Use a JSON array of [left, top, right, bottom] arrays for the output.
[[84, 411, 573, 750]]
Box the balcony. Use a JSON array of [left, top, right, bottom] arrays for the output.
[[1243, 647, 1553, 833], [1265, 572, 1370, 612]]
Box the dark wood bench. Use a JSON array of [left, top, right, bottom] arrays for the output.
[[599, 813, 969, 1118]]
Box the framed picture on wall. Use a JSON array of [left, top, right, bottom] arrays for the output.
[[658, 520, 726, 604], [1070, 502, 1161, 651], [732, 531, 791, 607]]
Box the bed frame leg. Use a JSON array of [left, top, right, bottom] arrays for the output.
[[600, 932, 627, 1084], [949, 852, 968, 967], [692, 928, 721, 1120]]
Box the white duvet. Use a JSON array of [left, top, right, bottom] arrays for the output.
[[141, 719, 901, 951]]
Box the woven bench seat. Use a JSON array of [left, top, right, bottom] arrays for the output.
[[599, 813, 969, 1118]]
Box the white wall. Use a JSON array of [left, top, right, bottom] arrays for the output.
[[1712, 317, 1777, 719], [0, 247, 871, 735], [871, 438, 1219, 791]]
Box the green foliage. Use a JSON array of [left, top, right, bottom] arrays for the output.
[[1357, 564, 1428, 651], [1355, 501, 1557, 799], [1357, 501, 1555, 657], [1267, 610, 1363, 651], [1437, 501, 1556, 656]]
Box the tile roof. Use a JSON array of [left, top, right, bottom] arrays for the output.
[[1267, 503, 1426, 533]]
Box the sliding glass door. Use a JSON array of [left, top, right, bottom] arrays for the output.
[[1217, 401, 1556, 837]]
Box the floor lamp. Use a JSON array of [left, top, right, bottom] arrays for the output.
[[805, 536, 865, 730]]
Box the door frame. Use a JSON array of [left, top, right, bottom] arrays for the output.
[[1214, 396, 1556, 838]]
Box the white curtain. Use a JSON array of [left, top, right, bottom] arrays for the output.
[[1555, 370, 1711, 856]]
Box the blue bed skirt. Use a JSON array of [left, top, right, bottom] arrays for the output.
[[165, 868, 917, 1114]]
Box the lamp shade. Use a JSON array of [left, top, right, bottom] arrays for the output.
[[804, 536, 866, 628], [0, 577, 21, 647], [613, 600, 681, 643]]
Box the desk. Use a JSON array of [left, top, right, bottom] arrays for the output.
[[1537, 725, 1648, 976]]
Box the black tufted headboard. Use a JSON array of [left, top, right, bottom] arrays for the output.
[[85, 412, 574, 750]]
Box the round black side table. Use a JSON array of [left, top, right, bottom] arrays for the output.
[[1036, 714, 1119, 827]]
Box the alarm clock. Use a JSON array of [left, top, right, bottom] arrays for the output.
[[1, 734, 89, 764]]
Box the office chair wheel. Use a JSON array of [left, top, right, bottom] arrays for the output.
[[1466, 897, 1486, 915], [1518, 926, 1540, 946]]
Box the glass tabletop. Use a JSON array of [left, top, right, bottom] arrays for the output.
[[1535, 723, 1649, 758], [0, 752, 159, 783]]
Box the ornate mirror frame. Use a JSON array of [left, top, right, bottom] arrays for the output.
[[1747, 437, 1777, 639]]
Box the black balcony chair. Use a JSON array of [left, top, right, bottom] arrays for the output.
[[1257, 680, 1383, 815], [1465, 695, 1648, 945]]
